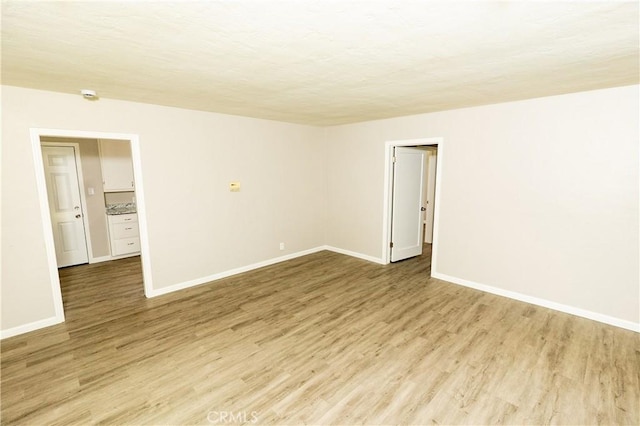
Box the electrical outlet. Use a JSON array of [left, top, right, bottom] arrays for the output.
[[279, 242, 285, 250]]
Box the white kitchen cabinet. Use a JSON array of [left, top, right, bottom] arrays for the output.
[[99, 140, 135, 192], [107, 213, 140, 256]]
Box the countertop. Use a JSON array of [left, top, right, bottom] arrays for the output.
[[106, 203, 137, 215]]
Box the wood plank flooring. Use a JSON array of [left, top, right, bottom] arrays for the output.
[[1, 247, 639, 425]]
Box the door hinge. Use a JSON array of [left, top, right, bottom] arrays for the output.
[[392, 156, 397, 163], [390, 242, 394, 248]]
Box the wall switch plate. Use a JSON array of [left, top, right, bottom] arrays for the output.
[[279, 242, 285, 250], [230, 182, 241, 192], [88, 187, 95, 195]]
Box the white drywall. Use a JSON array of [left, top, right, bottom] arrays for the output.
[[2, 84, 638, 336], [325, 85, 639, 326], [1, 86, 326, 333]]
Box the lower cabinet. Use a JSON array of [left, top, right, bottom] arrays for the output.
[[107, 213, 140, 256]]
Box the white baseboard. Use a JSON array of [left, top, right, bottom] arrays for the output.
[[90, 253, 140, 264], [431, 271, 640, 333], [0, 315, 64, 340], [89, 255, 112, 264], [323, 246, 386, 265], [8, 248, 634, 339], [145, 246, 385, 298], [148, 246, 327, 297]]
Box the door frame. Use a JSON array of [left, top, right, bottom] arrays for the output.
[[40, 141, 94, 265], [382, 137, 444, 267], [424, 150, 437, 244], [30, 128, 153, 324]]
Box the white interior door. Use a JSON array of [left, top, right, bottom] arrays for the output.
[[42, 145, 89, 267], [424, 152, 438, 244], [391, 147, 426, 262]]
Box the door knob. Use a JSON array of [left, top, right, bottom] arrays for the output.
[[421, 207, 426, 211], [75, 214, 81, 218]]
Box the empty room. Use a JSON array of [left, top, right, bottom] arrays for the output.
[[1, 1, 638, 425]]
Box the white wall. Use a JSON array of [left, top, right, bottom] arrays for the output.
[[325, 85, 639, 327], [1, 86, 326, 333], [2, 84, 638, 336]]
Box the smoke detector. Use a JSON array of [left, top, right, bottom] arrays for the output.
[[80, 89, 98, 100]]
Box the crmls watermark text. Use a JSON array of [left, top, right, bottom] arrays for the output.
[[207, 410, 259, 424]]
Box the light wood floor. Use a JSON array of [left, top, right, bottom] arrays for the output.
[[1, 247, 638, 425]]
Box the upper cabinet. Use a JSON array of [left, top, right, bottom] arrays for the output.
[[99, 140, 134, 192]]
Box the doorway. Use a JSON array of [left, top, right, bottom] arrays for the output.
[[382, 137, 444, 270], [30, 128, 153, 325]]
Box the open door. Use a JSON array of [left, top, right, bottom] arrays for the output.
[[390, 147, 426, 262]]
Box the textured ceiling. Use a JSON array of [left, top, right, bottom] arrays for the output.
[[2, 1, 638, 126]]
